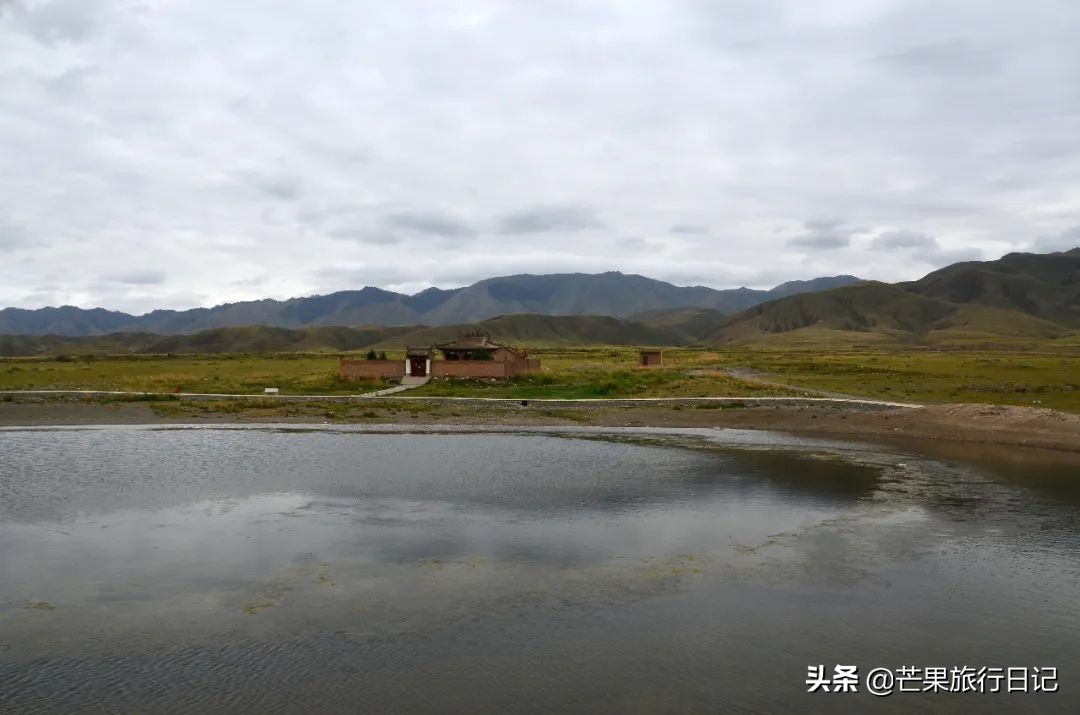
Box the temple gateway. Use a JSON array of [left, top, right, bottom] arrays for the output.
[[340, 331, 540, 381]]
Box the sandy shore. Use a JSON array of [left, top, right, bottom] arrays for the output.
[[2, 397, 1078, 454]]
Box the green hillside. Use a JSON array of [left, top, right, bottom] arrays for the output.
[[628, 307, 727, 343], [369, 314, 681, 349], [708, 249, 1080, 346], [707, 282, 954, 344], [904, 250, 1080, 327], [141, 325, 414, 354], [0, 314, 679, 357], [0, 325, 414, 357]]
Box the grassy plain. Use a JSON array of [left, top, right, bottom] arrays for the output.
[[0, 354, 370, 395], [1, 345, 1079, 411], [408, 348, 794, 399], [723, 350, 1080, 411]]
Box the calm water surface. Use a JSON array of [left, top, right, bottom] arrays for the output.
[[1, 425, 1078, 713]]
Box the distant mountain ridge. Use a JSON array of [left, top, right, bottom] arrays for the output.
[[0, 272, 862, 337], [3, 250, 1078, 354], [706, 249, 1080, 345]]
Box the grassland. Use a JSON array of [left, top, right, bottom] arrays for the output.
[[1, 345, 1079, 411], [408, 347, 1080, 410], [723, 350, 1080, 412], [0, 353, 393, 395], [408, 348, 796, 399]]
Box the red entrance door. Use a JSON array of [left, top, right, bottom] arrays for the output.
[[409, 357, 427, 377]]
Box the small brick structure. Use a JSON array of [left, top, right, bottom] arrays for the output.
[[640, 349, 663, 367], [339, 332, 540, 382]]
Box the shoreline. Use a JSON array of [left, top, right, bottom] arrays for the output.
[[2, 397, 1078, 454]]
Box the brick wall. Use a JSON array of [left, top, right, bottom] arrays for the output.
[[339, 359, 405, 380], [432, 361, 509, 379], [342, 353, 541, 381], [432, 357, 541, 378]]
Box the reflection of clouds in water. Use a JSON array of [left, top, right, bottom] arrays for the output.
[[4, 428, 1080, 713], [4, 428, 1078, 607], [0, 493, 316, 602], [1, 429, 881, 526], [0, 480, 841, 610], [0, 426, 1022, 624]]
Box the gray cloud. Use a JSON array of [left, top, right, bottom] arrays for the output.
[[873, 229, 982, 264], [876, 40, 1003, 78], [669, 224, 708, 234], [803, 218, 845, 232], [1031, 225, 1080, 253], [497, 204, 606, 234], [234, 172, 303, 202], [44, 65, 96, 97], [311, 264, 418, 289], [789, 233, 850, 250], [384, 210, 473, 237], [616, 237, 658, 252], [0, 1, 1077, 311], [0, 219, 29, 250], [788, 219, 861, 250], [872, 230, 937, 250], [326, 227, 401, 245], [103, 270, 167, 285], [936, 246, 984, 263], [1, 0, 106, 45]]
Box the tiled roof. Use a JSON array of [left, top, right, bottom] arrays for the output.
[[435, 331, 501, 350]]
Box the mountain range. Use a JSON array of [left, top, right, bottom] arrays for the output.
[[1, 249, 1078, 355], [0, 273, 860, 337]]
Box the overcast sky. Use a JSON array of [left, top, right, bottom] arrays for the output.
[[2, 0, 1079, 313]]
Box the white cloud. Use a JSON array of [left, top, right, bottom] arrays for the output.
[[0, 0, 1078, 311], [872, 229, 983, 264], [1031, 225, 1080, 253], [872, 229, 937, 249], [497, 204, 607, 234], [789, 218, 866, 250], [0, 217, 31, 250], [102, 269, 167, 285]]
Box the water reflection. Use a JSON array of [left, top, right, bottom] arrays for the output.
[[1, 425, 1079, 713]]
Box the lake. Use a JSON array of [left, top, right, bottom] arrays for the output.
[[1, 425, 1078, 713]]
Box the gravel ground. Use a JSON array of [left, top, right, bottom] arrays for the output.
[[2, 397, 1077, 453]]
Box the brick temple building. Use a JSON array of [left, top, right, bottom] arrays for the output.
[[340, 332, 540, 381]]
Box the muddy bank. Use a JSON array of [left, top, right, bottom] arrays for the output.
[[2, 396, 1078, 453], [660, 402, 1080, 454]]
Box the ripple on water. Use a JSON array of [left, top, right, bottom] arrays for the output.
[[1, 426, 1079, 713]]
